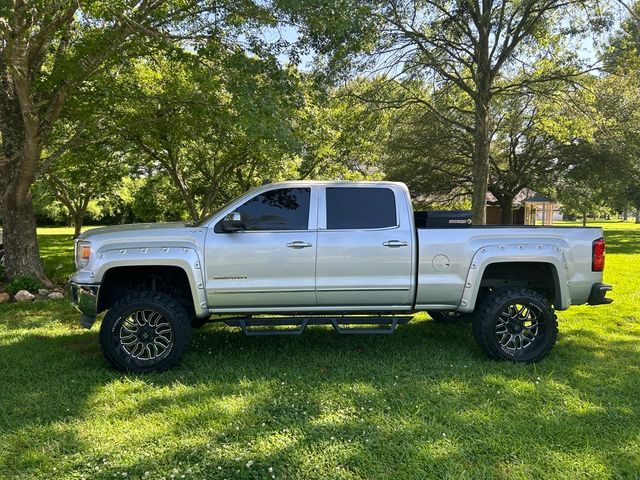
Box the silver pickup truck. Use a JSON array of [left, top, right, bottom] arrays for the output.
[[69, 181, 612, 372]]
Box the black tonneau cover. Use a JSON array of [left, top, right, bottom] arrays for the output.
[[414, 210, 473, 228]]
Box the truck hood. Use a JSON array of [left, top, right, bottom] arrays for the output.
[[78, 222, 188, 240], [77, 222, 208, 254]]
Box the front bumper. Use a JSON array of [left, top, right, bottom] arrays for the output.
[[587, 283, 613, 305], [69, 281, 100, 328]]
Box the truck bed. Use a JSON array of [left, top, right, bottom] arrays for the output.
[[415, 226, 604, 311]]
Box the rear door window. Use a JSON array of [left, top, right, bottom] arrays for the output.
[[326, 187, 397, 229]]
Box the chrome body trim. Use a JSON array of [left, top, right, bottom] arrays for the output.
[[68, 281, 100, 318]]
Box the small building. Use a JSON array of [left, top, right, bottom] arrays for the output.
[[486, 191, 561, 225], [523, 194, 562, 226]]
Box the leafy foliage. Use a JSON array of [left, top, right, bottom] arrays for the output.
[[100, 50, 301, 221], [381, 75, 596, 218], [6, 276, 43, 296]]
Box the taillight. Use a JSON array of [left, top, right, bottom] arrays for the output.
[[592, 237, 605, 271]]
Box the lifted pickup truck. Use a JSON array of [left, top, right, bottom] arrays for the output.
[[69, 181, 612, 372]]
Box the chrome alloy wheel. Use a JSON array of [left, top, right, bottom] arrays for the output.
[[119, 309, 173, 360], [495, 303, 543, 352]]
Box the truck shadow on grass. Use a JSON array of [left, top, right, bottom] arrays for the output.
[[1, 312, 639, 478]]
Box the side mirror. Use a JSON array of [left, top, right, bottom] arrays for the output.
[[221, 211, 244, 232]]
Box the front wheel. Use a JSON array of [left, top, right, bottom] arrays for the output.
[[99, 291, 192, 373], [472, 288, 558, 362]]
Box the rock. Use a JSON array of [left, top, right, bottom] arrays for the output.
[[53, 287, 65, 294], [0, 292, 10, 304], [48, 292, 64, 300], [14, 290, 36, 302], [38, 288, 50, 296]]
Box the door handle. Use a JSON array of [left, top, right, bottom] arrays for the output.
[[286, 241, 313, 249], [383, 240, 408, 248]]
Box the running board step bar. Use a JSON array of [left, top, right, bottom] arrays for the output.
[[222, 316, 413, 336]]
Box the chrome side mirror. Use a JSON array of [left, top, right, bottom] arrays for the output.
[[221, 211, 243, 232]]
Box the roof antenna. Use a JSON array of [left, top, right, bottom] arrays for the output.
[[261, 179, 272, 185]]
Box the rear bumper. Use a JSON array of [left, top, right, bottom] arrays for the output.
[[587, 283, 613, 305], [69, 281, 100, 328]]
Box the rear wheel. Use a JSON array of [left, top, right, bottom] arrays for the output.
[[427, 310, 471, 324], [99, 291, 192, 373], [472, 288, 557, 362]]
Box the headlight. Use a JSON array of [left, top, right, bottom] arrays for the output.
[[75, 241, 92, 269]]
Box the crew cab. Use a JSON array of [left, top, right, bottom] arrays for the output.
[[69, 181, 612, 372]]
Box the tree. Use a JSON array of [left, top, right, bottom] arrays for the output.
[[41, 141, 127, 237], [558, 5, 640, 221], [382, 83, 473, 206], [552, 151, 611, 225], [282, 0, 590, 223], [0, 0, 282, 281], [382, 77, 595, 222], [113, 51, 300, 222], [605, 2, 640, 219], [0, 0, 180, 282], [294, 79, 388, 181]]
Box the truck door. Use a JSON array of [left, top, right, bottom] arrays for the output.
[[205, 187, 318, 309], [316, 186, 414, 307]]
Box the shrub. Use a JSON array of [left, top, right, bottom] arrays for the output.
[[6, 276, 43, 296], [0, 265, 5, 284]]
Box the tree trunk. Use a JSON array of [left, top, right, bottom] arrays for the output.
[[471, 96, 491, 225], [0, 41, 51, 284], [166, 168, 200, 222], [0, 86, 50, 283], [623, 208, 628, 221], [582, 212, 587, 226], [636, 211, 640, 224], [0, 189, 50, 285], [499, 194, 515, 225], [73, 210, 84, 238]]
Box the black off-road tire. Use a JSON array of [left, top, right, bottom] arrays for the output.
[[99, 291, 192, 373], [472, 288, 558, 363], [427, 310, 472, 324]]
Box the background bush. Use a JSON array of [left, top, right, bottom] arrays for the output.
[[6, 276, 43, 296]]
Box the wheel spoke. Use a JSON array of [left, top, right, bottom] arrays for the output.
[[494, 301, 547, 353], [121, 324, 137, 335], [148, 311, 162, 327], [156, 324, 172, 333], [117, 308, 173, 362]]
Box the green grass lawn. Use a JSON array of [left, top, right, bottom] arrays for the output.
[[1, 223, 639, 479]]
